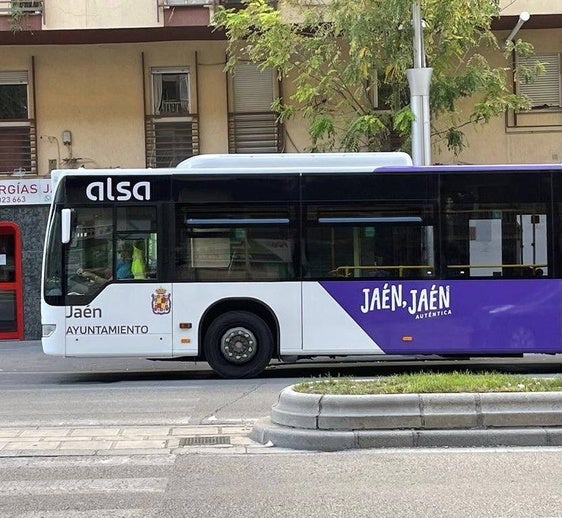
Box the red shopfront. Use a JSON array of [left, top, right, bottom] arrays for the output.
[[0, 176, 52, 340], [0, 222, 23, 339]]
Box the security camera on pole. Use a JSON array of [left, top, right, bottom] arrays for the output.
[[407, 2, 432, 166]]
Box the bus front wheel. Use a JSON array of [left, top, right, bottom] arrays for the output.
[[204, 311, 274, 379]]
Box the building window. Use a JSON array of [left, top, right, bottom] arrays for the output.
[[146, 67, 198, 167], [152, 67, 190, 115], [0, 84, 27, 119], [228, 62, 281, 153], [517, 53, 561, 110], [0, 71, 33, 175]]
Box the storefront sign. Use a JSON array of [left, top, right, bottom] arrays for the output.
[[0, 178, 52, 206]]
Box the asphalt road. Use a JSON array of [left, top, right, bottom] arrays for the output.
[[0, 341, 284, 426], [2, 341, 562, 517], [2, 448, 562, 517], [1, 341, 561, 426]]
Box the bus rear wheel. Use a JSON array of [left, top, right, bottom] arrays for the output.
[[204, 311, 274, 379]]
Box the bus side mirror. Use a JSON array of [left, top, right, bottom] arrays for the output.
[[61, 208, 73, 244]]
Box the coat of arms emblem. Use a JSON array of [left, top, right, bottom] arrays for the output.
[[152, 287, 171, 314]]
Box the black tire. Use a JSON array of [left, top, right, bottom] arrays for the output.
[[204, 311, 274, 379]]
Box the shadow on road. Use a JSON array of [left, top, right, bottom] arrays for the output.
[[50, 358, 562, 385], [2, 341, 560, 385]]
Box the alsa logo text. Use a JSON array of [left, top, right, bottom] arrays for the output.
[[86, 179, 151, 201]]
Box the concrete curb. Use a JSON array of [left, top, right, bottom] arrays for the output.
[[250, 385, 562, 451]]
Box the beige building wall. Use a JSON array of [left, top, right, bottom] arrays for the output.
[[433, 27, 562, 165], [3, 2, 562, 172], [0, 40, 229, 176], [281, 73, 311, 152], [36, 45, 145, 171], [186, 42, 228, 155], [44, 0, 161, 29], [500, 0, 562, 16]]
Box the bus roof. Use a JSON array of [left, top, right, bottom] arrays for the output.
[[375, 163, 562, 173], [176, 152, 413, 170], [49, 156, 562, 190]]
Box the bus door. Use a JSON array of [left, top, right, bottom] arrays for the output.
[[0, 222, 23, 340]]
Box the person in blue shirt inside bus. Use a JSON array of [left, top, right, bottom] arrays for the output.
[[115, 242, 134, 280], [78, 242, 133, 284]]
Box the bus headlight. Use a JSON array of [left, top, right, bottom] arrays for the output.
[[42, 324, 56, 337]]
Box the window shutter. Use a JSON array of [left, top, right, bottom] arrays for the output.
[[232, 63, 275, 112], [0, 71, 28, 85], [517, 53, 561, 108]]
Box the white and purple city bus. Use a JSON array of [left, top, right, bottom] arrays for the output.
[[41, 153, 562, 378]]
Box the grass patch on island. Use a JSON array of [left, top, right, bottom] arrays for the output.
[[293, 371, 562, 395]]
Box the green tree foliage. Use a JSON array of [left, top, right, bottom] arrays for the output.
[[214, 0, 539, 155]]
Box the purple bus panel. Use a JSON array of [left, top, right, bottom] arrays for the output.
[[319, 280, 562, 354]]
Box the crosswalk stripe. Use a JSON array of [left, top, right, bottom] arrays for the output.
[[0, 455, 175, 469], [0, 478, 168, 495], [1, 511, 147, 518]]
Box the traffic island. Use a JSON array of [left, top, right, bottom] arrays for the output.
[[251, 385, 562, 451]]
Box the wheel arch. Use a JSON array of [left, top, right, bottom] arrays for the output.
[[198, 298, 280, 360]]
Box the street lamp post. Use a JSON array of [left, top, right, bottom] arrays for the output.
[[406, 2, 433, 166]]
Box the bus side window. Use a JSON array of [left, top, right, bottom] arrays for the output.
[[441, 172, 550, 278], [304, 205, 435, 280], [175, 205, 296, 282]]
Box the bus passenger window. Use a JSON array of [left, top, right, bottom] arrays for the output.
[[442, 173, 550, 278], [304, 205, 435, 280], [175, 206, 296, 282]]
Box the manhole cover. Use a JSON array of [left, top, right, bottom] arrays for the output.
[[180, 436, 231, 446]]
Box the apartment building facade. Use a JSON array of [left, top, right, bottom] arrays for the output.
[[0, 0, 560, 339], [435, 0, 562, 164]]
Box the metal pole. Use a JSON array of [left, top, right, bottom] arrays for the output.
[[407, 2, 432, 166], [412, 2, 423, 69]]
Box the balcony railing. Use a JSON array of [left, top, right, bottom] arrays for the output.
[[0, 121, 36, 176], [228, 112, 282, 153], [0, 0, 42, 15], [0, 0, 42, 31], [145, 114, 199, 168]]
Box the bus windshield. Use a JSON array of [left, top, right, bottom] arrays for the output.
[[44, 204, 158, 305]]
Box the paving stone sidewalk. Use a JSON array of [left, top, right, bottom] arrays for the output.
[[0, 424, 274, 457]]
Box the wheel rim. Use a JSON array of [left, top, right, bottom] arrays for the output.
[[220, 326, 258, 364]]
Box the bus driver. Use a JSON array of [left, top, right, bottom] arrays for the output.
[[78, 242, 134, 284]]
